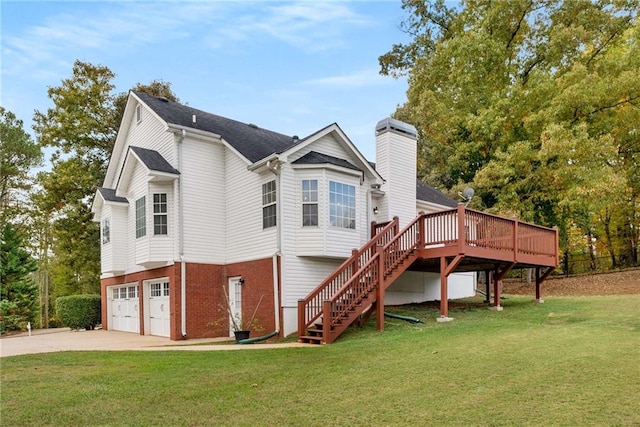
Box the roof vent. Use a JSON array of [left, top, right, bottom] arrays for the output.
[[292, 135, 299, 141], [192, 114, 197, 124], [157, 96, 169, 103], [248, 123, 258, 129]]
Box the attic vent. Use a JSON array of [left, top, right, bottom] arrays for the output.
[[248, 123, 258, 129], [157, 96, 169, 103], [292, 135, 299, 141], [192, 114, 197, 124]]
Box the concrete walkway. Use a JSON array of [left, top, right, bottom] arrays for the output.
[[0, 328, 316, 357]]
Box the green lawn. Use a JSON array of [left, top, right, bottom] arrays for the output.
[[2, 295, 639, 426]]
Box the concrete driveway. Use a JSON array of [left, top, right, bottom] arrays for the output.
[[1, 328, 314, 357]]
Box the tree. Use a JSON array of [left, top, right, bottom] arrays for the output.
[[0, 223, 38, 332], [31, 60, 179, 300], [0, 107, 42, 223], [381, 0, 639, 268]]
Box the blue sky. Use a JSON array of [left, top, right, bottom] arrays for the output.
[[2, 0, 411, 162]]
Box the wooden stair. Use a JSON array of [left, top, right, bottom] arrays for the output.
[[298, 215, 422, 344]]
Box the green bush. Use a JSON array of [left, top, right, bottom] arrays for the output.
[[55, 294, 101, 330]]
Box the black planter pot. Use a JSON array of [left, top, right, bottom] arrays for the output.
[[234, 330, 250, 342]]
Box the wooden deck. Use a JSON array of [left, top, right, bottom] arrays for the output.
[[299, 205, 559, 344]]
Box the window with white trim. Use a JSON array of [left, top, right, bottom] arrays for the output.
[[329, 181, 356, 229], [153, 193, 168, 235], [102, 217, 110, 244], [301, 179, 318, 226], [262, 180, 276, 229], [135, 196, 146, 238]]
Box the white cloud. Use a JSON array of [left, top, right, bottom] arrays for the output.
[[302, 68, 392, 88]]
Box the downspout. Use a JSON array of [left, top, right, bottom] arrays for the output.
[[178, 129, 187, 337], [267, 160, 282, 333]]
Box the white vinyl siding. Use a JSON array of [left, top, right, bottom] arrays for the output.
[[181, 137, 226, 264], [100, 204, 128, 275], [107, 103, 175, 191], [224, 151, 278, 264], [375, 129, 417, 228]]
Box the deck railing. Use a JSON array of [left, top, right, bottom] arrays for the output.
[[421, 205, 558, 264]]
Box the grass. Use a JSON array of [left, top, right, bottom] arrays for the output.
[[2, 295, 639, 426]]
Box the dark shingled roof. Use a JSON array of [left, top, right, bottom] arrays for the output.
[[134, 91, 298, 163], [97, 187, 128, 204], [292, 151, 361, 171], [416, 179, 458, 208], [129, 146, 180, 175]]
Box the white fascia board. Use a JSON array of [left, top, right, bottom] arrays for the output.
[[291, 163, 364, 179], [165, 123, 222, 141], [416, 199, 456, 213], [104, 93, 138, 188]]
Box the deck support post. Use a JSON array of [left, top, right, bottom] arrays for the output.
[[376, 244, 385, 331], [491, 263, 516, 311], [484, 270, 491, 303], [535, 266, 555, 303], [491, 266, 503, 311], [438, 255, 465, 321], [439, 257, 449, 319]]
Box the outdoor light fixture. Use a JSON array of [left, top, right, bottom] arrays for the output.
[[373, 207, 379, 215], [238, 277, 245, 285]]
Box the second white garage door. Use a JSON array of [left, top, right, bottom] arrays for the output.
[[148, 280, 170, 337]]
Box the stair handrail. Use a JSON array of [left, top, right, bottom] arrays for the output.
[[380, 214, 424, 279], [327, 253, 380, 327], [297, 217, 400, 335]]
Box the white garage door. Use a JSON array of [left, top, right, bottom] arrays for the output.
[[148, 281, 170, 337], [110, 285, 139, 333]]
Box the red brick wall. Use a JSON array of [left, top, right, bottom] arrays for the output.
[[226, 257, 276, 335], [100, 257, 278, 341]]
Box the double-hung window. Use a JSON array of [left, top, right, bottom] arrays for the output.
[[135, 196, 146, 238], [329, 181, 356, 229], [262, 180, 277, 229], [102, 217, 110, 244], [301, 179, 318, 226], [153, 193, 168, 235]]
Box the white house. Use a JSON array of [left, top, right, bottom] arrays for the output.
[[92, 91, 476, 341]]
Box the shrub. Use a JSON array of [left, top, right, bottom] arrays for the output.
[[55, 294, 101, 330]]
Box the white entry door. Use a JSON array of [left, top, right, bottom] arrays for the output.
[[228, 277, 243, 336], [149, 281, 170, 337], [109, 285, 139, 333]]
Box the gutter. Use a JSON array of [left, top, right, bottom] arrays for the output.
[[178, 129, 187, 337], [267, 159, 282, 334]]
